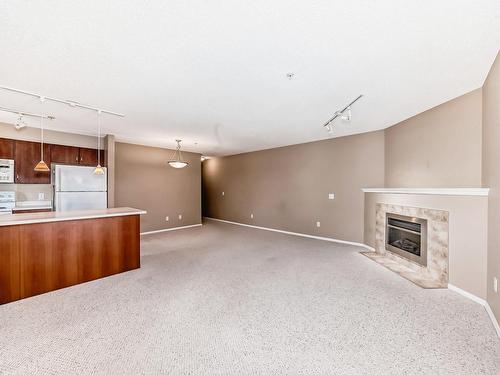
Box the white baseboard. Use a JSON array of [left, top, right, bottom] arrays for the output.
[[448, 283, 500, 337], [448, 284, 487, 305], [484, 303, 500, 338], [140, 224, 202, 236], [204, 217, 375, 251]]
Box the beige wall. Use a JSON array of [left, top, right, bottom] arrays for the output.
[[483, 52, 500, 322], [0, 122, 100, 148], [203, 131, 385, 243], [115, 142, 201, 233], [385, 89, 483, 188], [363, 193, 489, 299]]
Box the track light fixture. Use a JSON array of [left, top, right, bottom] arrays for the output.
[[0, 107, 55, 131], [323, 95, 363, 134]]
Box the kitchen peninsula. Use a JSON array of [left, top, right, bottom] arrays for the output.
[[0, 207, 146, 304]]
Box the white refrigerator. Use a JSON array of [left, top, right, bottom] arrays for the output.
[[53, 165, 107, 211]]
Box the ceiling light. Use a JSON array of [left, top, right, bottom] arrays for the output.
[[341, 107, 352, 121], [168, 140, 189, 169], [323, 95, 363, 133], [15, 114, 27, 130], [94, 110, 105, 175], [34, 113, 50, 172]]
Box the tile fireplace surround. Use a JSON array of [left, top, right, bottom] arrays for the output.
[[363, 203, 449, 288]]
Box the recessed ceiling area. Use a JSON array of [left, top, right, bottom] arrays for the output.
[[0, 0, 498, 156]]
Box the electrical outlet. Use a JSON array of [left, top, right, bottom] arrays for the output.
[[165, 216, 169, 222], [222, 191, 225, 196], [328, 193, 335, 200], [178, 214, 182, 220], [494, 277, 498, 293], [316, 221, 321, 228], [250, 213, 254, 219], [38, 192, 45, 201]]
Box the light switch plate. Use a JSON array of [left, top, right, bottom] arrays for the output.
[[494, 277, 498, 293], [165, 216, 169, 222], [38, 192, 45, 200], [178, 214, 182, 220], [250, 213, 254, 219], [222, 191, 225, 196], [316, 221, 321, 228], [328, 193, 335, 200]]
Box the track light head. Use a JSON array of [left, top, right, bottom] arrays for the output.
[[341, 107, 352, 122], [322, 95, 362, 133], [15, 114, 27, 130]]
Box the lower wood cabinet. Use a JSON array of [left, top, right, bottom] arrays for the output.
[[0, 215, 140, 304], [0, 226, 21, 304]]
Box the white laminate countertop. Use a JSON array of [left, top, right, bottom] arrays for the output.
[[14, 200, 53, 210], [0, 207, 147, 226]]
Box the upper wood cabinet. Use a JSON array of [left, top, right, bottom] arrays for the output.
[[78, 147, 98, 166], [78, 147, 105, 167], [50, 145, 80, 165], [1, 137, 106, 184], [0, 138, 15, 159], [14, 140, 51, 184]]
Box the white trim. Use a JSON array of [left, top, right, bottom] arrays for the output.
[[204, 217, 375, 251], [361, 188, 489, 196], [448, 284, 487, 305], [448, 284, 500, 337], [485, 304, 500, 338], [140, 224, 202, 236]]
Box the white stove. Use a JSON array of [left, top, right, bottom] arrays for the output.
[[0, 191, 15, 214]]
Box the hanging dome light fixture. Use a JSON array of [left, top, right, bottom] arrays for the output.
[[168, 140, 189, 169]]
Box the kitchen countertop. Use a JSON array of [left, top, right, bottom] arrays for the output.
[[0, 207, 147, 226], [13, 200, 53, 211]]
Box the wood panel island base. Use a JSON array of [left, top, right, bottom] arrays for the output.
[[0, 207, 146, 305]]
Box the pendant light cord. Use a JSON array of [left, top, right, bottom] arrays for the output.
[[97, 110, 101, 166], [40, 116, 44, 161]]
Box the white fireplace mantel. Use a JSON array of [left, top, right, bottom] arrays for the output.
[[361, 188, 489, 196]]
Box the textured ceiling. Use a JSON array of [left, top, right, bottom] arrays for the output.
[[0, 1, 499, 155]]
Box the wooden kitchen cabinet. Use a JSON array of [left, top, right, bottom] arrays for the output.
[[0, 226, 20, 304], [2, 135, 107, 184], [14, 140, 51, 184], [78, 147, 101, 166], [0, 213, 141, 304], [0, 138, 15, 159], [50, 144, 80, 165]]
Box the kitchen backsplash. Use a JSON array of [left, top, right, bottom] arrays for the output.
[[0, 184, 53, 202]]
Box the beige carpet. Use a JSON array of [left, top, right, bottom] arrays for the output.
[[0, 220, 499, 374]]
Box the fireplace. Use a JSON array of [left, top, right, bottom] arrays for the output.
[[386, 213, 427, 266]]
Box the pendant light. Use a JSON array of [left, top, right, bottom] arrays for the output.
[[94, 110, 105, 175], [168, 140, 189, 169], [34, 98, 50, 172]]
